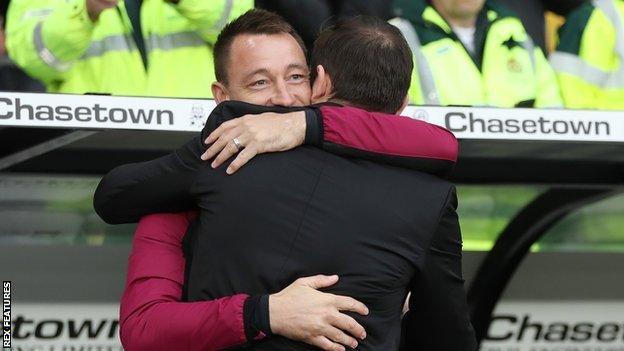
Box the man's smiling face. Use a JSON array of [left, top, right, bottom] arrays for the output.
[[212, 33, 311, 107]]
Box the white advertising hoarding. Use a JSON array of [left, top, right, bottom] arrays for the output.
[[482, 302, 624, 351], [7, 302, 623, 350], [9, 303, 121, 351], [1, 92, 624, 142]]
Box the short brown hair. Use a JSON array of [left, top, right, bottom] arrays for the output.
[[311, 16, 413, 113], [214, 9, 307, 84]]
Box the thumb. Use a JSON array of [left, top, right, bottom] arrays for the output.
[[299, 274, 339, 289]]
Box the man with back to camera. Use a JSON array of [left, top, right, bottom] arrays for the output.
[[181, 16, 477, 351], [97, 12, 474, 349]]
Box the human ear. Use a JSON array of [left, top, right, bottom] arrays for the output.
[[311, 65, 333, 103], [211, 81, 230, 103]]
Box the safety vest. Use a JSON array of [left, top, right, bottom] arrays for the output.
[[550, 0, 624, 110], [6, 0, 253, 98], [391, 0, 562, 108]]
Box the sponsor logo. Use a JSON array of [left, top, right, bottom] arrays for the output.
[[486, 314, 624, 343], [0, 98, 174, 125], [507, 58, 523, 73], [8, 304, 122, 350], [410, 109, 429, 121], [445, 112, 611, 136], [11, 316, 119, 340], [190, 104, 206, 127]]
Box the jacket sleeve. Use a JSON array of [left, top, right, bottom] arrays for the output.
[[120, 212, 255, 351], [5, 0, 95, 85], [93, 135, 204, 224], [170, 0, 254, 43], [93, 102, 260, 224], [314, 105, 458, 176], [203, 101, 459, 176], [400, 187, 477, 350]]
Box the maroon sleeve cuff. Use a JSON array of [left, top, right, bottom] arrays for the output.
[[243, 294, 270, 342]]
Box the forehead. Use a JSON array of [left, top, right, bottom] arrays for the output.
[[227, 33, 308, 78]]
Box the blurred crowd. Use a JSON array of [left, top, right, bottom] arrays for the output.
[[1, 0, 622, 110]]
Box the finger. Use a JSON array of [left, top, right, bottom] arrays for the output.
[[329, 313, 366, 340], [202, 134, 231, 161], [333, 296, 369, 316], [226, 146, 258, 175], [212, 136, 245, 168], [297, 274, 339, 289], [323, 325, 358, 350], [203, 127, 243, 162], [309, 336, 346, 351], [205, 119, 240, 145]]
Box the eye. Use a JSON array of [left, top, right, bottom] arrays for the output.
[[289, 74, 308, 82], [251, 79, 268, 87]]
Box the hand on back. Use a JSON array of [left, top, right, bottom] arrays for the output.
[[270, 275, 369, 351]]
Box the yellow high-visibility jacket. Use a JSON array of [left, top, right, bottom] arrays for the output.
[[392, 0, 562, 108], [6, 0, 253, 97], [550, 0, 624, 110]]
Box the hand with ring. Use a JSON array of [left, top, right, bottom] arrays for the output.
[[201, 111, 307, 174]]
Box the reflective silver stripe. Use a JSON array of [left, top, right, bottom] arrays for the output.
[[82, 34, 135, 59], [80, 31, 205, 60], [33, 22, 71, 71], [521, 35, 537, 73], [20, 8, 53, 21], [550, 51, 624, 88], [212, 0, 234, 31], [146, 31, 206, 51], [390, 17, 440, 105]]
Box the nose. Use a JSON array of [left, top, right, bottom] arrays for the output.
[[269, 80, 296, 107]]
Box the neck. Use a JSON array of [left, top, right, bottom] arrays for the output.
[[327, 98, 348, 107], [451, 18, 476, 28], [431, 1, 478, 28], [447, 15, 477, 28]]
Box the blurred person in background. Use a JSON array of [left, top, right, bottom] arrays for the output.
[[390, 0, 563, 108], [255, 1, 393, 51], [0, 9, 45, 91], [5, 0, 252, 97], [498, 0, 585, 52], [550, 0, 624, 109]]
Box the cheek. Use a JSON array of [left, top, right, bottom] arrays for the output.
[[228, 88, 273, 106], [244, 92, 274, 106], [294, 85, 312, 105]]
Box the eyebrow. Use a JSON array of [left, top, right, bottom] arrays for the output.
[[242, 68, 271, 82], [286, 63, 309, 72]]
